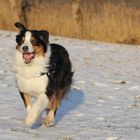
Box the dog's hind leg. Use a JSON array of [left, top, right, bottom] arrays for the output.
[[44, 90, 62, 127], [25, 93, 49, 126], [44, 98, 60, 127]]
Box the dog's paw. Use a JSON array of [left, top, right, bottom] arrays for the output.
[[25, 113, 37, 126], [44, 117, 55, 127], [25, 116, 34, 126], [44, 111, 55, 127]]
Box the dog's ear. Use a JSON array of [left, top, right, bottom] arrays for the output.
[[39, 30, 49, 44], [15, 22, 26, 33]]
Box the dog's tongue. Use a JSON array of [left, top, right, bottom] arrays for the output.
[[23, 53, 35, 64]]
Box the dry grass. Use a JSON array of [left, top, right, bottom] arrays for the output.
[[27, 1, 140, 44], [82, 2, 140, 44], [0, 0, 140, 44], [0, 1, 15, 30], [27, 1, 73, 37]]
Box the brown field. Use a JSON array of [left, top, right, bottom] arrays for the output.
[[0, 0, 140, 44]]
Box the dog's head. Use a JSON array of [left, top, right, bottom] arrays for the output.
[[15, 22, 49, 64]]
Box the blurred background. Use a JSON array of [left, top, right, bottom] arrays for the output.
[[0, 0, 140, 44]]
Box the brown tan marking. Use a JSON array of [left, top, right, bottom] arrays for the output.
[[24, 93, 31, 108], [33, 45, 44, 57], [31, 37, 44, 57]]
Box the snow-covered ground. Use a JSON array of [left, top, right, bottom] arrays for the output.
[[0, 30, 140, 140]]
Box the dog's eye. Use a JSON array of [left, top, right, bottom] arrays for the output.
[[20, 39, 24, 45], [17, 39, 24, 45], [16, 35, 24, 45], [31, 40, 37, 46]]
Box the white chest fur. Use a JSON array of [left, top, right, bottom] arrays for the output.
[[15, 47, 51, 97], [16, 74, 48, 97]]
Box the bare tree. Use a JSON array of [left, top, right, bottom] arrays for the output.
[[9, 0, 30, 27], [72, 0, 83, 38]]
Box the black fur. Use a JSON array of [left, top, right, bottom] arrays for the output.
[[15, 22, 26, 32], [47, 43, 73, 98]]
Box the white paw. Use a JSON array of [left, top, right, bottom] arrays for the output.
[[44, 118, 55, 127], [44, 111, 55, 127], [25, 113, 37, 126]]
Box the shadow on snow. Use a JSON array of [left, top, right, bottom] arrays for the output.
[[56, 88, 85, 124]]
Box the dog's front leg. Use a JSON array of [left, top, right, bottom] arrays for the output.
[[25, 93, 49, 126], [19, 92, 31, 113]]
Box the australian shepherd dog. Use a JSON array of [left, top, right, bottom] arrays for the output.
[[14, 22, 73, 127]]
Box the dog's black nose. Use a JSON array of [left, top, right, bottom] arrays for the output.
[[22, 46, 29, 52]]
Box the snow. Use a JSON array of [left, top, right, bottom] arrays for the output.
[[0, 30, 140, 140]]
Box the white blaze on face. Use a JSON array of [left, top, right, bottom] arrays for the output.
[[21, 31, 33, 53]]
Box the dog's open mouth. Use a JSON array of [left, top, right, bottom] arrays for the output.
[[23, 52, 35, 64]]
